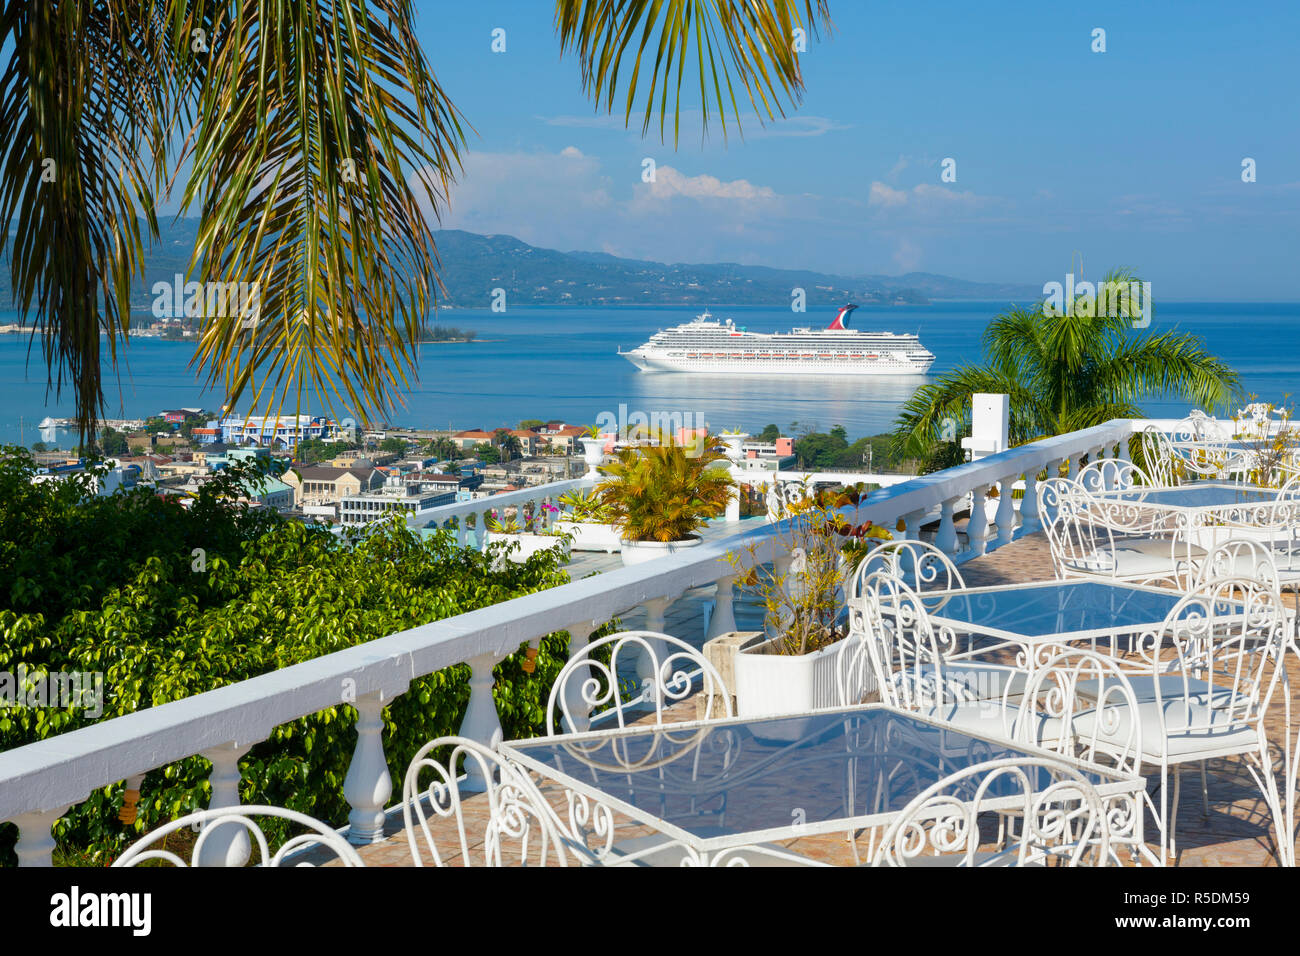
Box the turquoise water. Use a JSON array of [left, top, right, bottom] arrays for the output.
[[1, 301, 1296, 444]]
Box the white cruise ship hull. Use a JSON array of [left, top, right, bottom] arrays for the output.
[[621, 348, 933, 376]]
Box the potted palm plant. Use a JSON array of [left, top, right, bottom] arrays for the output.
[[553, 487, 622, 553], [484, 512, 572, 563], [596, 432, 734, 567], [725, 485, 880, 725]]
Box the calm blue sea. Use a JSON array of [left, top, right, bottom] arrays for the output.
[[0, 301, 1296, 445]]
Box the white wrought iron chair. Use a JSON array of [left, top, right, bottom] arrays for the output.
[[546, 630, 730, 734], [846, 539, 965, 612], [1075, 458, 1154, 494], [844, 571, 1026, 731], [871, 756, 1112, 867], [402, 735, 581, 867], [113, 805, 365, 867], [1013, 649, 1158, 865], [1139, 425, 1182, 486], [1077, 577, 1292, 862], [1037, 476, 1201, 587]]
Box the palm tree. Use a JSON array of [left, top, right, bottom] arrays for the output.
[[0, 1, 832, 442], [892, 269, 1240, 468], [427, 436, 458, 462], [495, 429, 522, 462]]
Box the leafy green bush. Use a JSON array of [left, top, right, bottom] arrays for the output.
[[0, 448, 593, 865]]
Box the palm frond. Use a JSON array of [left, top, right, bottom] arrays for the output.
[[555, 0, 832, 145], [0, 0, 168, 443], [176, 0, 466, 427]]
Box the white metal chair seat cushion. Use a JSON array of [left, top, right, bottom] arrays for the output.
[[1116, 536, 1207, 560], [1064, 543, 1200, 578], [1068, 691, 1263, 760], [1074, 673, 1212, 704], [912, 698, 1018, 739], [889, 662, 1029, 703]]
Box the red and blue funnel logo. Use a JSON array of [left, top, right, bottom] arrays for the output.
[[827, 304, 858, 330]]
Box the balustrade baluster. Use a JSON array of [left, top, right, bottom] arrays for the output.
[[966, 484, 990, 556], [12, 805, 72, 867], [197, 740, 255, 865]]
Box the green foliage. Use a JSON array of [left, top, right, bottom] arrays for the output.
[[0, 448, 584, 866], [556, 487, 615, 523], [379, 437, 408, 454], [758, 423, 781, 443], [294, 438, 359, 464], [99, 428, 128, 457], [474, 443, 500, 464], [597, 435, 733, 542]]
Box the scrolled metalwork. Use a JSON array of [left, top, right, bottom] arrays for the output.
[[873, 757, 1112, 867], [402, 735, 573, 867], [112, 804, 365, 867]]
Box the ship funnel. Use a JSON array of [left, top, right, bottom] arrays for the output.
[[827, 304, 858, 330]]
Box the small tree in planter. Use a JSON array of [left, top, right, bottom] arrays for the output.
[[724, 483, 888, 721], [596, 432, 734, 565]]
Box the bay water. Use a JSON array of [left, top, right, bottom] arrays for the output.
[[1, 301, 1296, 446]]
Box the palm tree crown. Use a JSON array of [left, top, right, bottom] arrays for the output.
[[892, 270, 1240, 466]]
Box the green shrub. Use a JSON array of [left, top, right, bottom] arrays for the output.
[[0, 448, 597, 865]]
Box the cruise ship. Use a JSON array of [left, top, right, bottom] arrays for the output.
[[618, 306, 935, 376]]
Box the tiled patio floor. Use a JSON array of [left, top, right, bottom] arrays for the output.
[[341, 531, 1300, 867]]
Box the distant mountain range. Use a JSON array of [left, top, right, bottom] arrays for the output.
[[2, 220, 1041, 314]]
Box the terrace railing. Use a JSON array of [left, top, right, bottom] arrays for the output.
[[0, 418, 1141, 865]]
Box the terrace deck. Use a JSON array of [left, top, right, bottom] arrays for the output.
[[340, 531, 1299, 867]]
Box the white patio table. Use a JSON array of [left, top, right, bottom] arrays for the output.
[[893, 578, 1248, 668], [1087, 482, 1293, 552], [499, 704, 1147, 866]]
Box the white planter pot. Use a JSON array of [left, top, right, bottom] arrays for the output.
[[485, 532, 572, 563], [553, 519, 622, 553], [579, 437, 606, 479], [619, 534, 702, 567], [734, 635, 864, 740]]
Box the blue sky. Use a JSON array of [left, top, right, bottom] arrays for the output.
[[413, 1, 1299, 300]]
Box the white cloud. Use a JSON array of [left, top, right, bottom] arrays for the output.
[[868, 182, 908, 207], [638, 166, 778, 202]]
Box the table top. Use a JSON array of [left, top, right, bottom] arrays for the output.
[[501, 704, 1141, 852], [1088, 482, 1280, 510], [919, 578, 1218, 643]]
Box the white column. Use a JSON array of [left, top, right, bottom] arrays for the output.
[[197, 741, 254, 866], [1020, 470, 1041, 533], [995, 477, 1017, 548], [902, 509, 926, 541], [966, 484, 990, 556], [705, 573, 740, 640], [13, 805, 71, 867], [459, 654, 503, 792], [934, 498, 960, 556]]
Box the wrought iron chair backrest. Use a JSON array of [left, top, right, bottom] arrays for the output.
[[113, 805, 365, 867], [402, 735, 575, 867], [873, 756, 1111, 867]]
